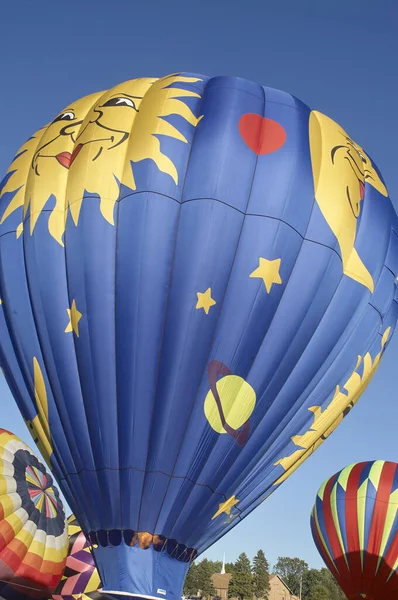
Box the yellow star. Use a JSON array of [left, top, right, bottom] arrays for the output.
[[196, 288, 216, 315], [65, 300, 82, 336], [250, 257, 282, 293], [212, 495, 239, 520]]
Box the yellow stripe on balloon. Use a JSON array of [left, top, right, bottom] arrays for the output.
[[377, 487, 398, 571], [368, 461, 385, 491], [337, 464, 355, 491], [387, 556, 398, 581], [29, 539, 68, 561], [0, 492, 21, 519], [317, 479, 328, 501], [313, 504, 339, 572], [357, 478, 368, 567], [4, 511, 25, 536]]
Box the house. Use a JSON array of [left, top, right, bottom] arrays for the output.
[[211, 555, 232, 599], [268, 574, 299, 600], [210, 561, 299, 600], [211, 571, 232, 600]]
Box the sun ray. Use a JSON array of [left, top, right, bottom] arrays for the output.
[[155, 118, 188, 142], [161, 98, 203, 126], [0, 132, 45, 224]]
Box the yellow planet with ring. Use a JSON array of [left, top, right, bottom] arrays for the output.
[[204, 375, 256, 433]]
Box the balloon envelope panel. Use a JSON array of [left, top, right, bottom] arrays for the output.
[[0, 72, 397, 598], [311, 461, 398, 600], [0, 430, 67, 596]]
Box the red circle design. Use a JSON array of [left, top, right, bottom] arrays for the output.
[[239, 113, 286, 155]]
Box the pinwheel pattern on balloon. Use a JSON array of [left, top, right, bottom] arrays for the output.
[[0, 429, 68, 597]]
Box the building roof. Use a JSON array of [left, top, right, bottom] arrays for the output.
[[269, 574, 297, 597], [211, 572, 232, 590]]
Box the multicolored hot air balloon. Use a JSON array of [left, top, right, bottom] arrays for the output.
[[0, 429, 67, 597], [53, 515, 110, 600], [0, 72, 397, 599], [311, 461, 398, 600]]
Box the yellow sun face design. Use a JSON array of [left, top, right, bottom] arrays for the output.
[[0, 74, 202, 245]]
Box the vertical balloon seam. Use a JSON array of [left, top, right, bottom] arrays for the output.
[[259, 260, 384, 470], [332, 473, 350, 569], [34, 105, 89, 480], [146, 76, 213, 544], [42, 92, 102, 526], [56, 90, 107, 532], [62, 84, 141, 530], [134, 74, 209, 536], [150, 82, 266, 545], [0, 124, 51, 449], [376, 466, 397, 569], [0, 242, 72, 482], [113, 77, 163, 535], [177, 92, 292, 549]]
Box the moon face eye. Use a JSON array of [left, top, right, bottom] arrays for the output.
[[52, 111, 75, 123], [103, 97, 137, 110]]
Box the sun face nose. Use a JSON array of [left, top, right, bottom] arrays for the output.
[[59, 120, 83, 137]]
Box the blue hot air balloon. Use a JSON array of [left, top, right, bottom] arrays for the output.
[[0, 73, 397, 600]]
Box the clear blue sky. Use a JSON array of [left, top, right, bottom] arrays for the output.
[[1, 0, 397, 572]]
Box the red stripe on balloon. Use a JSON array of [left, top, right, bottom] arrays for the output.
[[323, 476, 351, 580], [346, 463, 366, 586], [365, 462, 395, 586]]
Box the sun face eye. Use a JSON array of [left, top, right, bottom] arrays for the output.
[[52, 111, 75, 123], [103, 97, 137, 110]]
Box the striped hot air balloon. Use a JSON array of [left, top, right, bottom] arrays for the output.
[[311, 461, 398, 600]]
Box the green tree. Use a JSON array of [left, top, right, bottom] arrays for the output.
[[228, 553, 253, 600], [273, 557, 308, 596], [318, 569, 347, 600], [252, 550, 270, 599], [196, 559, 216, 599], [301, 568, 347, 600], [184, 562, 199, 597], [302, 568, 321, 599], [307, 583, 329, 600], [206, 560, 223, 574]]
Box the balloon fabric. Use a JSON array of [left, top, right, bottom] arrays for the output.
[[0, 72, 397, 599], [311, 461, 398, 600]]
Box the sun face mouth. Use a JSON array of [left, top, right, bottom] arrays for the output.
[[56, 144, 83, 169]]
